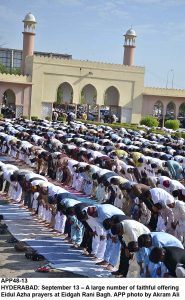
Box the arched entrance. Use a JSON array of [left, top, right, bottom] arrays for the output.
[[178, 102, 185, 128], [153, 101, 163, 117], [56, 82, 73, 105], [1, 89, 16, 118], [103, 86, 120, 122], [179, 103, 185, 117], [152, 101, 163, 126], [53, 82, 75, 120], [166, 101, 176, 119], [80, 84, 97, 105], [80, 84, 97, 121], [104, 86, 119, 106]]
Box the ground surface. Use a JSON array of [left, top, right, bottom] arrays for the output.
[[0, 228, 84, 278]]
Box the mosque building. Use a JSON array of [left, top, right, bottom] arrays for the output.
[[1, 12, 185, 124]]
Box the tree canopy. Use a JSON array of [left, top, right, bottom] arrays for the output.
[[0, 62, 21, 75]]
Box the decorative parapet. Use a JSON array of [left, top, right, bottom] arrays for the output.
[[143, 87, 185, 98], [0, 73, 32, 84], [33, 55, 145, 73]]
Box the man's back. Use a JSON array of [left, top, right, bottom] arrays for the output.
[[150, 232, 184, 249], [164, 247, 185, 277], [121, 220, 150, 244]]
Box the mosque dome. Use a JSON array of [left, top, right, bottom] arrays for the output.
[[23, 12, 36, 23], [125, 28, 136, 36]]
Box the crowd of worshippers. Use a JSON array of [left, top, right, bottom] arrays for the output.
[[0, 118, 185, 278]]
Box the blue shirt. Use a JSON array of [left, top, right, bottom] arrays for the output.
[[62, 198, 80, 208], [69, 215, 83, 228], [137, 232, 184, 265], [150, 232, 184, 249], [96, 204, 124, 225]]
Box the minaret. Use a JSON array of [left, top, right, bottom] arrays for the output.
[[21, 12, 37, 75], [123, 27, 136, 66]]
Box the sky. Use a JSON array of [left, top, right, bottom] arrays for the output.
[[0, 0, 185, 89]]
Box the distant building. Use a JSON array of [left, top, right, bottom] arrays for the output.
[[0, 47, 72, 71]]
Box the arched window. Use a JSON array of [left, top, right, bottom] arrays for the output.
[[104, 86, 119, 106]]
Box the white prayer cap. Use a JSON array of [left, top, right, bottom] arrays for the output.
[[39, 181, 49, 189], [31, 179, 44, 186]]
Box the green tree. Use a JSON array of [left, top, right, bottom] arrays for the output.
[[0, 62, 8, 73], [0, 62, 21, 75], [10, 68, 21, 75]]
